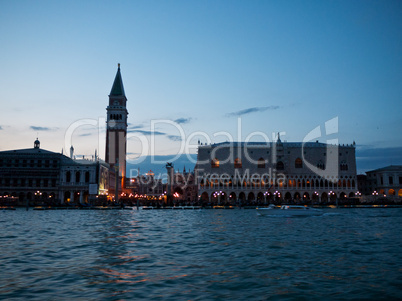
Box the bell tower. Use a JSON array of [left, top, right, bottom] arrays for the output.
[[105, 63, 128, 188]]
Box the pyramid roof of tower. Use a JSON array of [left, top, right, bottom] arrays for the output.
[[109, 64, 125, 97]]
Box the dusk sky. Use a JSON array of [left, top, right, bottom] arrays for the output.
[[1, 0, 401, 174]]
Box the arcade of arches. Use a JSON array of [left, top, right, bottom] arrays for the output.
[[199, 175, 357, 203]]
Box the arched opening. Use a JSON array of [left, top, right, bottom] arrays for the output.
[[321, 192, 328, 202], [276, 161, 284, 170], [234, 158, 242, 168], [238, 192, 246, 201], [229, 192, 236, 202], [330, 192, 337, 202], [66, 171, 71, 183], [83, 191, 89, 203], [211, 192, 218, 203], [312, 192, 319, 202], [200, 192, 209, 201], [248, 192, 255, 202], [379, 189, 385, 195], [75, 171, 80, 183], [211, 158, 219, 168], [285, 192, 292, 202], [294, 192, 301, 201], [295, 158, 303, 168], [388, 189, 395, 196], [257, 192, 264, 201], [340, 192, 347, 199], [85, 171, 90, 183], [303, 192, 310, 201], [64, 191, 71, 203], [349, 192, 354, 197], [399, 189, 402, 197]]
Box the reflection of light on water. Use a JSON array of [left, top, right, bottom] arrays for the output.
[[100, 268, 189, 285], [100, 268, 148, 284]]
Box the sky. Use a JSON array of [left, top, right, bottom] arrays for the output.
[[1, 0, 401, 174]]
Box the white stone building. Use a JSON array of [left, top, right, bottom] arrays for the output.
[[364, 165, 402, 197], [195, 139, 357, 204]]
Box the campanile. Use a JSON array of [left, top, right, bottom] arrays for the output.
[[105, 64, 128, 187]]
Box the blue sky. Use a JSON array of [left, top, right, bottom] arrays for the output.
[[0, 0, 401, 173]]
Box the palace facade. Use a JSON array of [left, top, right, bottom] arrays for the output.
[[195, 139, 357, 204]]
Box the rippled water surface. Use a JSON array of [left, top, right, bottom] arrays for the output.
[[0, 208, 401, 300]]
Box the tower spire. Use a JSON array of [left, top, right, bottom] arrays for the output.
[[109, 63, 125, 96]]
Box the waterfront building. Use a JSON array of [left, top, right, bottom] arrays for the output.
[[0, 139, 110, 206], [195, 139, 357, 204], [127, 170, 164, 198], [105, 64, 128, 190], [59, 149, 110, 204], [172, 167, 197, 202], [363, 165, 402, 197]]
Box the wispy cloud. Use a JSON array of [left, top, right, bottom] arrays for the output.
[[226, 106, 280, 117], [128, 129, 166, 135], [79, 133, 92, 137], [167, 135, 182, 141], [128, 124, 145, 130], [174, 118, 192, 124], [30, 126, 57, 131]]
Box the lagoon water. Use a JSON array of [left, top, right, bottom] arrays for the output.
[[0, 208, 401, 300]]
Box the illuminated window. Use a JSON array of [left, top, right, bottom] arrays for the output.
[[234, 158, 242, 168], [295, 158, 302, 168], [211, 158, 219, 168]]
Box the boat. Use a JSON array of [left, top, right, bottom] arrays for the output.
[[256, 204, 323, 216]]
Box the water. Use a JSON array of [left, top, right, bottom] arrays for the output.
[[0, 208, 401, 300]]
